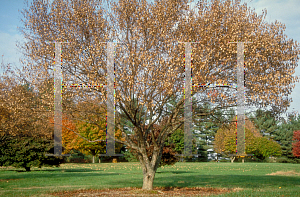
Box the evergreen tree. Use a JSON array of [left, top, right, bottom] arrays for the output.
[[0, 135, 64, 171], [250, 109, 278, 140], [193, 101, 236, 160], [273, 114, 300, 163]]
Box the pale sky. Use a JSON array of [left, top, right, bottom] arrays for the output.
[[0, 0, 299, 118]]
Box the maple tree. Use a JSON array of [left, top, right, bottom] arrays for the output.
[[214, 117, 282, 162], [67, 99, 124, 163], [127, 122, 179, 167], [48, 113, 78, 153], [292, 130, 300, 157], [214, 117, 260, 162], [48, 101, 124, 163], [73, 120, 106, 163], [73, 121, 124, 163], [16, 0, 300, 190]]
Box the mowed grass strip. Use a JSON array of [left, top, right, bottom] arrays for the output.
[[0, 162, 299, 196]]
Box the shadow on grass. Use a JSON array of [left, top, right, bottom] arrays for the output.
[[3, 168, 100, 173], [157, 174, 300, 189], [0, 168, 122, 181], [156, 171, 189, 174], [110, 174, 300, 190]]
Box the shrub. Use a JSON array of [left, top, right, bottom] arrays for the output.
[[64, 149, 92, 163], [276, 157, 297, 163], [219, 159, 230, 162], [121, 150, 138, 162], [0, 135, 64, 171]]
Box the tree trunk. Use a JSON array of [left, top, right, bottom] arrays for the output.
[[99, 157, 101, 163], [242, 158, 244, 163], [142, 169, 156, 190], [92, 156, 95, 163], [230, 156, 235, 163], [138, 146, 163, 190], [25, 167, 31, 171]]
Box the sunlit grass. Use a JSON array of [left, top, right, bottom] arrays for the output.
[[0, 162, 299, 196]]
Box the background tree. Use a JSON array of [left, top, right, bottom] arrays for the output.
[[273, 114, 300, 163], [166, 127, 184, 157], [214, 118, 259, 162], [251, 136, 282, 161], [48, 113, 79, 154], [194, 102, 236, 161], [249, 109, 278, 139], [0, 136, 64, 171], [0, 69, 64, 171], [292, 130, 300, 157], [54, 98, 125, 163], [19, 0, 300, 190], [214, 117, 281, 162], [74, 120, 106, 163], [0, 81, 48, 138]]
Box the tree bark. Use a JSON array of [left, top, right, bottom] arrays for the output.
[[92, 156, 95, 163], [242, 158, 244, 163], [138, 145, 163, 190], [142, 168, 156, 190]]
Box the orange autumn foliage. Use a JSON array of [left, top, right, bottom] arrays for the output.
[[48, 113, 78, 153]]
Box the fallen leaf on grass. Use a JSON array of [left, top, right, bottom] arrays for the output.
[[49, 186, 241, 197], [13, 185, 89, 190], [0, 179, 24, 182], [266, 170, 300, 176]]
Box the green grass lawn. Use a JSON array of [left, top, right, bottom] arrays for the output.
[[0, 162, 299, 197]]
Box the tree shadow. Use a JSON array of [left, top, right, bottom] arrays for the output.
[[6, 168, 100, 173], [156, 170, 190, 174], [1, 168, 121, 180], [109, 173, 300, 189], [154, 174, 300, 189]]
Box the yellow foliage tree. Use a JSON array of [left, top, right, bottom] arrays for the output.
[[67, 100, 125, 163], [214, 117, 261, 162], [214, 116, 282, 162]]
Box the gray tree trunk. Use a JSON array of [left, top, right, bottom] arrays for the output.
[[142, 168, 156, 190], [138, 146, 163, 190], [92, 156, 95, 163]]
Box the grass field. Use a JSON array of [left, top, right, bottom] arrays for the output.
[[0, 162, 300, 196]]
